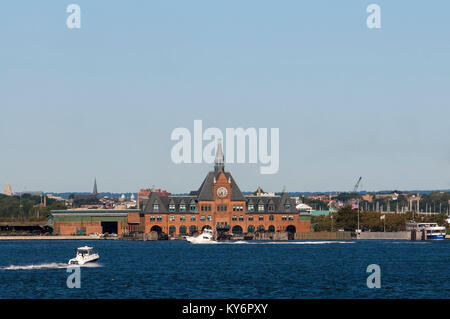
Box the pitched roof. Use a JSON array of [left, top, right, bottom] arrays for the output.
[[195, 171, 245, 201]]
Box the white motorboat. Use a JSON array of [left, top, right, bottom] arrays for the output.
[[68, 246, 99, 265], [185, 228, 217, 244]]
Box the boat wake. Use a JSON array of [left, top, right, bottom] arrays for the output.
[[1, 262, 103, 270]]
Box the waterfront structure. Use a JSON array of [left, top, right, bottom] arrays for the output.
[[50, 209, 141, 235], [140, 141, 311, 236], [50, 141, 311, 237]]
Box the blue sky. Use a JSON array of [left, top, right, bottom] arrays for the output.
[[1, 1, 449, 193]]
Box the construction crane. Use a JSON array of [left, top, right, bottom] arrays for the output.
[[353, 177, 362, 193]]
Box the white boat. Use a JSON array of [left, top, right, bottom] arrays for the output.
[[185, 228, 217, 244], [68, 246, 99, 265], [406, 221, 446, 240]]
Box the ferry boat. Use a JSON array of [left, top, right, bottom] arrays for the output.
[[406, 221, 446, 240], [68, 246, 100, 265], [185, 228, 217, 244]]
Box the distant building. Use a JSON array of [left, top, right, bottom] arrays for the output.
[[4, 184, 12, 196]]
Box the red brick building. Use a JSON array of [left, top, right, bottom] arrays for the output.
[[140, 141, 311, 236]]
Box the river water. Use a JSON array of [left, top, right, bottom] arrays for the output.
[[0, 240, 448, 298]]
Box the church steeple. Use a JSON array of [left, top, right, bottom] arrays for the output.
[[214, 138, 224, 174], [93, 178, 98, 196]]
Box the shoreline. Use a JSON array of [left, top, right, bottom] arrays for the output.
[[0, 236, 103, 240]]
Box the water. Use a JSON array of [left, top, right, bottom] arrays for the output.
[[0, 240, 449, 298]]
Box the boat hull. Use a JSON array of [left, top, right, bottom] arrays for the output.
[[426, 234, 446, 240], [68, 255, 100, 265], [185, 236, 217, 244]]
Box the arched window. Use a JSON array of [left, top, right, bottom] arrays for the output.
[[232, 225, 243, 234], [179, 225, 187, 235], [268, 225, 275, 232], [189, 225, 197, 235], [286, 225, 296, 233], [169, 226, 176, 235], [247, 225, 255, 233], [150, 225, 162, 233], [257, 225, 265, 233]]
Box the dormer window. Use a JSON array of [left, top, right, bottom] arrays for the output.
[[190, 204, 196, 211], [258, 204, 265, 212], [268, 205, 274, 212], [248, 204, 254, 212], [153, 204, 159, 212], [284, 204, 291, 210], [169, 204, 176, 212], [180, 204, 186, 212]]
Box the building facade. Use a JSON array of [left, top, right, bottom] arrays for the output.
[[140, 141, 311, 236]]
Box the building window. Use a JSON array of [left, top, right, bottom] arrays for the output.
[[169, 225, 176, 235], [153, 204, 159, 212], [169, 204, 175, 212], [248, 215, 254, 221], [258, 204, 264, 212], [170, 215, 175, 221], [239, 205, 243, 211], [258, 215, 264, 221], [232, 215, 237, 221], [180, 215, 186, 221], [268, 205, 274, 212], [233, 205, 236, 212], [157, 216, 162, 222], [190, 215, 196, 221], [282, 216, 287, 221], [207, 215, 212, 221], [289, 215, 294, 220], [180, 204, 186, 212], [285, 204, 291, 210], [239, 215, 244, 221], [200, 215, 206, 221], [190, 204, 196, 211], [248, 204, 254, 212], [150, 216, 155, 222], [179, 225, 187, 235], [269, 215, 274, 221]]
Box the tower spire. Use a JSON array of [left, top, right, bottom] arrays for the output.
[[214, 138, 224, 174], [93, 178, 98, 196]]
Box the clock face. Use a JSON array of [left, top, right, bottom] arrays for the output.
[[217, 187, 228, 198]]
